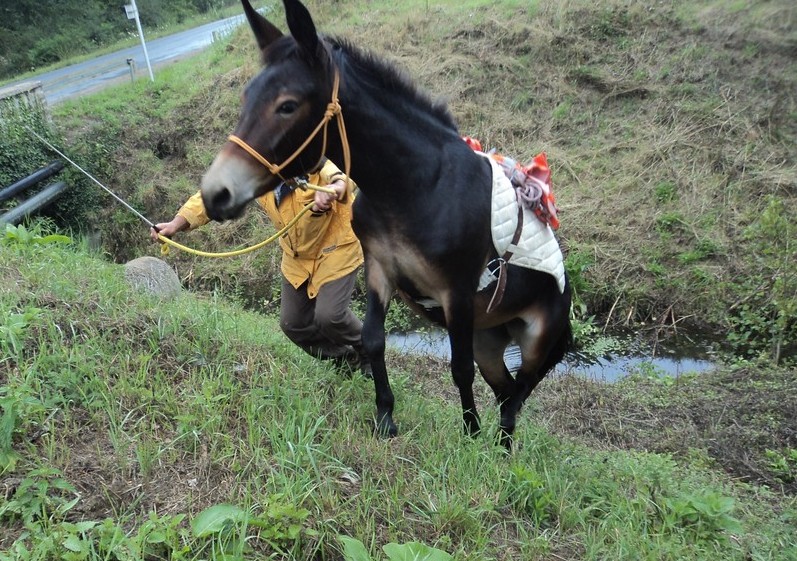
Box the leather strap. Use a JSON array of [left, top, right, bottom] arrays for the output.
[[486, 205, 524, 313]]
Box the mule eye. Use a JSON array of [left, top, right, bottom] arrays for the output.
[[277, 101, 298, 115]]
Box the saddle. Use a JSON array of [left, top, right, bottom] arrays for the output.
[[464, 139, 566, 313]]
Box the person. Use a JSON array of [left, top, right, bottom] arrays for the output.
[[150, 158, 370, 376]]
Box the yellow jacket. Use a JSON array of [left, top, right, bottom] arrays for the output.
[[177, 160, 363, 299]]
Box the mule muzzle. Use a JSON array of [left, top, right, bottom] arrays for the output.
[[201, 184, 244, 221], [200, 149, 273, 221]]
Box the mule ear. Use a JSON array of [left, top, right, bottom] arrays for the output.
[[283, 0, 322, 62], [241, 0, 283, 52]]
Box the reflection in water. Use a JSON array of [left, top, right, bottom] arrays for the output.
[[386, 330, 717, 383]]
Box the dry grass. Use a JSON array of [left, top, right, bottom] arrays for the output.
[[53, 0, 796, 339]]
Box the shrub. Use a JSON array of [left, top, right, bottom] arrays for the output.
[[0, 99, 101, 232]]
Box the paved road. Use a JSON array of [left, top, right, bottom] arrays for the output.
[[3, 12, 253, 105]]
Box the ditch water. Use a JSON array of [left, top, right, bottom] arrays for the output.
[[386, 328, 720, 383]]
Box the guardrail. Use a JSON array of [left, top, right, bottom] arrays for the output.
[[0, 160, 68, 225], [0, 161, 64, 204]]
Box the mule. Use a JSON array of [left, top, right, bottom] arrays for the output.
[[200, 0, 572, 449]]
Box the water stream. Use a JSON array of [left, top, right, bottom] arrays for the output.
[[387, 329, 719, 383]]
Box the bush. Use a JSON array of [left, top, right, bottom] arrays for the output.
[[727, 197, 796, 364], [0, 98, 101, 230], [0, 95, 53, 190]]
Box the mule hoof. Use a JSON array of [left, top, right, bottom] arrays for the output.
[[497, 426, 514, 452], [463, 411, 481, 437], [375, 414, 398, 439], [498, 432, 514, 452]]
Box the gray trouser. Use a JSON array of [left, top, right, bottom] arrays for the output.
[[279, 269, 363, 360]]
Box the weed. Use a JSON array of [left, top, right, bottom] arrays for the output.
[[564, 244, 594, 317], [0, 519, 100, 561], [645, 259, 666, 277], [191, 499, 314, 557], [339, 535, 453, 561], [0, 384, 51, 473], [580, 332, 623, 359], [677, 239, 718, 264], [132, 512, 190, 559], [0, 306, 42, 358], [728, 196, 796, 364], [502, 464, 554, 525], [0, 467, 79, 527], [253, 497, 314, 553], [657, 490, 743, 543], [2, 224, 71, 247], [0, 100, 52, 189], [552, 98, 572, 120], [654, 181, 678, 204], [0, 399, 21, 474], [191, 503, 252, 558], [633, 364, 682, 391], [765, 448, 797, 484], [656, 211, 686, 234]]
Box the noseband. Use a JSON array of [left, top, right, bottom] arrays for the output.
[[227, 68, 352, 188]]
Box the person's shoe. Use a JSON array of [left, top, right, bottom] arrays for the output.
[[331, 348, 372, 379], [330, 347, 359, 378], [359, 355, 373, 379], [352, 343, 373, 380]]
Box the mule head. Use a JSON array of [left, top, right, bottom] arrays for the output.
[[201, 0, 333, 221]]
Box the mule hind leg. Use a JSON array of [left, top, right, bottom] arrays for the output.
[[473, 325, 518, 449], [505, 310, 571, 434]]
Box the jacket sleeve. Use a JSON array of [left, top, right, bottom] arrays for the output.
[[317, 160, 357, 203], [176, 192, 211, 230]]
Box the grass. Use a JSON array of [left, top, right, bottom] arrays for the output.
[[43, 0, 796, 352], [1, 224, 796, 560], [1, 2, 796, 556]]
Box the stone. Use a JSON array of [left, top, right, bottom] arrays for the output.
[[123, 256, 182, 298]]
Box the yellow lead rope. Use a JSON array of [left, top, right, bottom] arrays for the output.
[[158, 178, 337, 256], [25, 126, 337, 259], [158, 200, 317, 258]]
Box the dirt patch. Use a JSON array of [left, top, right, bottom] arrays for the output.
[[535, 366, 797, 494]]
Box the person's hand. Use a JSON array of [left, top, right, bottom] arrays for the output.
[[150, 215, 189, 242], [312, 179, 346, 213]]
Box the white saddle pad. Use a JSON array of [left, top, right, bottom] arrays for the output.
[[481, 153, 566, 294]]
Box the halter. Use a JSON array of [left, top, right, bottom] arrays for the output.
[[227, 67, 352, 192]]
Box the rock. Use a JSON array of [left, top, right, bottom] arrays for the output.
[[123, 256, 182, 298]]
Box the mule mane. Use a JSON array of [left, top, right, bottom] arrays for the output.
[[326, 36, 460, 132], [260, 32, 459, 131]]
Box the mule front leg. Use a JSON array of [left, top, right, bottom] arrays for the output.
[[445, 294, 480, 437], [362, 286, 397, 438]]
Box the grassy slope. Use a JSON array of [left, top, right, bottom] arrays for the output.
[[3, 1, 795, 557], [1, 237, 795, 560], [49, 0, 796, 354]]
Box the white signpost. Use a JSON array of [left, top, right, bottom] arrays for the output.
[[124, 0, 154, 81]]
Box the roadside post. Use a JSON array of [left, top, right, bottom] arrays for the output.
[[126, 58, 136, 82], [124, 0, 154, 81]]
